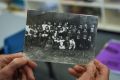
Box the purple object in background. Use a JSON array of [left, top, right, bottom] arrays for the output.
[[96, 40, 120, 71]]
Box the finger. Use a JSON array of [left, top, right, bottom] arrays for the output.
[[94, 59, 109, 80], [95, 69, 100, 79], [13, 70, 21, 80], [78, 66, 96, 80], [73, 65, 86, 73], [22, 53, 37, 69], [23, 65, 35, 80], [76, 61, 97, 80], [1, 57, 28, 75], [0, 53, 23, 64], [20, 69, 27, 80], [86, 61, 97, 77], [68, 68, 80, 78], [3, 52, 23, 58], [28, 60, 37, 69], [94, 59, 106, 69], [77, 72, 95, 80], [87, 61, 96, 72], [94, 59, 109, 75]]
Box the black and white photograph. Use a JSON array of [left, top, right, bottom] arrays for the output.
[[24, 10, 98, 64]]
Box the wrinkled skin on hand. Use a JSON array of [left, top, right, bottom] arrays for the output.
[[0, 53, 37, 80], [69, 59, 109, 80]]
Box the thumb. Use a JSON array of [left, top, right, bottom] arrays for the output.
[[1, 57, 28, 75], [94, 59, 109, 75], [77, 61, 96, 80], [86, 61, 96, 75], [0, 53, 23, 64], [94, 59, 109, 80]]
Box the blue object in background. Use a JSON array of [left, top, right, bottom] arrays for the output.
[[12, 0, 25, 6], [12, 0, 25, 9], [4, 29, 25, 54]]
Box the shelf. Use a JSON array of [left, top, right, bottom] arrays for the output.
[[27, 0, 58, 3], [26, 0, 120, 33], [61, 0, 101, 8], [98, 23, 120, 33], [61, 1, 120, 10], [27, 0, 44, 2], [105, 9, 120, 28], [105, 3, 120, 10]]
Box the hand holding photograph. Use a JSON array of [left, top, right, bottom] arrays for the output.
[[24, 10, 98, 64]]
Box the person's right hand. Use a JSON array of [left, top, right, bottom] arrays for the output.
[[68, 59, 109, 80], [0, 53, 37, 80]]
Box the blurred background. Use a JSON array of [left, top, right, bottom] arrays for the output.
[[0, 0, 120, 80]]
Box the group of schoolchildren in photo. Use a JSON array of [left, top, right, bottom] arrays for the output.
[[25, 21, 95, 50]]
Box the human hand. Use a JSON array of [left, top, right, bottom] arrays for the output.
[[0, 53, 37, 80], [68, 59, 109, 80]]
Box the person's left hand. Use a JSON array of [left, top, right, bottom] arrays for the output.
[[68, 60, 109, 80], [0, 53, 37, 80]]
